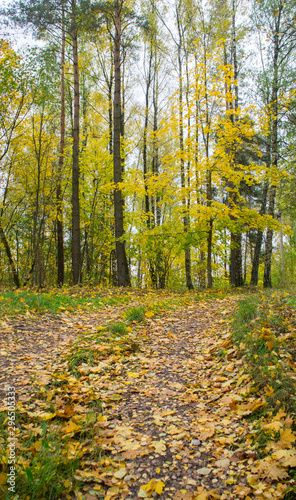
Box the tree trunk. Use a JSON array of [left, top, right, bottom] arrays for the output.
[[71, 0, 81, 285], [143, 47, 152, 229], [250, 180, 269, 285], [264, 185, 276, 287], [113, 0, 130, 287], [0, 224, 20, 287], [57, 3, 65, 287], [264, 17, 279, 288], [206, 168, 213, 289], [229, 0, 243, 287], [177, 40, 193, 290]]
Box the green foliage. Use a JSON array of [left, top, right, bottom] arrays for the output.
[[232, 291, 296, 415], [67, 346, 95, 377], [0, 288, 130, 316], [125, 306, 146, 323], [109, 321, 128, 336]]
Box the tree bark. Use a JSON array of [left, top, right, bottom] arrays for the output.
[[57, 2, 65, 287], [0, 224, 20, 287], [250, 179, 269, 285], [177, 36, 193, 290], [71, 0, 81, 285], [113, 0, 130, 287], [229, 0, 243, 287], [264, 11, 280, 288], [143, 47, 153, 229]]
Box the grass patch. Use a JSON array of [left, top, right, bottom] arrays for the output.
[[109, 322, 128, 336], [0, 410, 83, 499], [0, 287, 134, 317], [125, 306, 146, 323], [67, 346, 95, 377], [232, 291, 296, 415]]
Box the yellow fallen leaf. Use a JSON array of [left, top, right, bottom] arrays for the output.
[[265, 420, 283, 432], [105, 486, 120, 499], [34, 440, 42, 452], [141, 478, 165, 495], [38, 411, 56, 420], [280, 428, 296, 444], [152, 440, 166, 453], [63, 420, 81, 435], [114, 468, 126, 479], [155, 480, 165, 495], [266, 338, 274, 350], [153, 415, 163, 426], [198, 424, 215, 441], [127, 372, 140, 378], [264, 385, 274, 397]]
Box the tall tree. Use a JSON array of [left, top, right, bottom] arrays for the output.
[[113, 0, 131, 286]]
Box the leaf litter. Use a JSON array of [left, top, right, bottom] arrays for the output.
[[0, 291, 295, 499]]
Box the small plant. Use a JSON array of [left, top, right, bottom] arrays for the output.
[[125, 306, 145, 323], [109, 322, 127, 336], [67, 346, 95, 376]]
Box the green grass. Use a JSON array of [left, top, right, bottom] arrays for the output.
[[109, 321, 128, 336], [66, 346, 95, 377], [0, 411, 83, 500], [0, 287, 131, 316], [125, 305, 146, 323], [231, 291, 296, 415]]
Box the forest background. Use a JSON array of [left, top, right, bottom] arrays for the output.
[[0, 0, 296, 291]]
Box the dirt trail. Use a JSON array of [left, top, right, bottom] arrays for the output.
[[1, 297, 288, 499], [97, 298, 262, 499]]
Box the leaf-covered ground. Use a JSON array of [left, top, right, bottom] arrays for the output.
[[1, 290, 296, 499]]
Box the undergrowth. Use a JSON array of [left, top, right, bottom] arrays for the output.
[[232, 291, 296, 416]]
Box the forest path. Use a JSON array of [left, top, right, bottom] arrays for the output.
[[100, 297, 261, 500], [1, 295, 289, 499]]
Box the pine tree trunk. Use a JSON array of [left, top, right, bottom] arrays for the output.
[[57, 3, 65, 287], [71, 0, 81, 285], [263, 20, 279, 288], [229, 0, 243, 287], [264, 185, 276, 287], [113, 0, 130, 287], [250, 180, 269, 285]]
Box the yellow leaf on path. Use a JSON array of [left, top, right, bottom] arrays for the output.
[[282, 456, 296, 467], [272, 449, 296, 460], [113, 468, 126, 479], [152, 440, 166, 453], [155, 480, 165, 495], [127, 372, 140, 378], [280, 428, 296, 444], [198, 424, 215, 441], [140, 478, 165, 495], [265, 464, 289, 480], [195, 491, 220, 500], [105, 486, 120, 499]]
